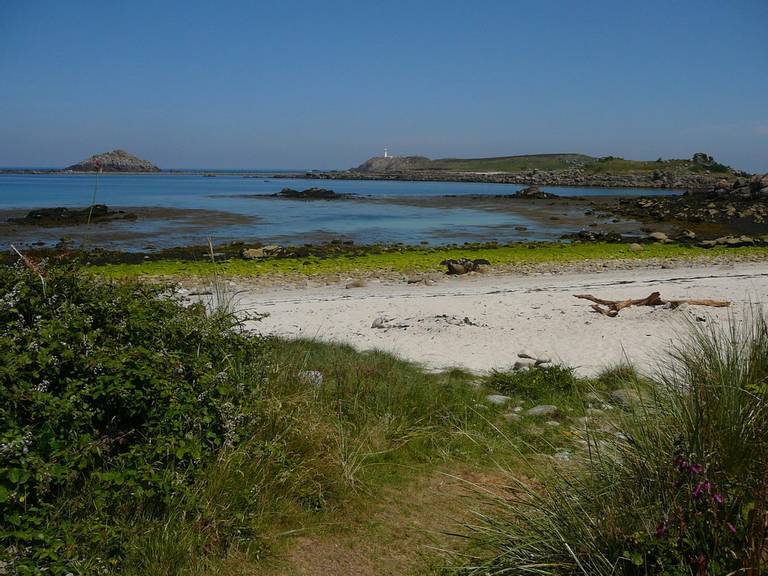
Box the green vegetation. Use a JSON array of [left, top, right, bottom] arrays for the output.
[[426, 154, 593, 173], [369, 153, 737, 176], [0, 263, 502, 574], [91, 242, 768, 280], [3, 263, 766, 574], [462, 317, 768, 575]]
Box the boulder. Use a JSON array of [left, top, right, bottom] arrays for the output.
[[441, 258, 492, 275], [486, 394, 513, 406], [628, 243, 644, 252], [525, 404, 559, 417], [647, 231, 669, 243]]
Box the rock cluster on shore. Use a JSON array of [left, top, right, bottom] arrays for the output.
[[8, 205, 137, 226], [66, 149, 160, 172], [606, 173, 768, 226], [292, 167, 729, 190]]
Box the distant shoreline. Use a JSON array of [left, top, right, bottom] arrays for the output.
[[0, 168, 723, 190]]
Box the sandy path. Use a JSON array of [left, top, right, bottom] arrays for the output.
[[238, 262, 768, 376]]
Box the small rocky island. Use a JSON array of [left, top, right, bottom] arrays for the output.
[[66, 149, 160, 172]]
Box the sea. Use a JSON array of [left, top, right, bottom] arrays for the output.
[[0, 171, 677, 250]]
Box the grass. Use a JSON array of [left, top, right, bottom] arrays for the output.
[[460, 315, 768, 575], [4, 262, 766, 574], [366, 153, 737, 176], [89, 243, 768, 280]]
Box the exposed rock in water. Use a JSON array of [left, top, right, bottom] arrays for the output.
[[510, 185, 560, 199], [275, 187, 353, 200], [8, 205, 137, 226], [66, 149, 160, 172]]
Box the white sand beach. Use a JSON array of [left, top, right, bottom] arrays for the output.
[[239, 261, 768, 376]]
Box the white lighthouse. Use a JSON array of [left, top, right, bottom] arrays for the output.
[[384, 147, 389, 158]]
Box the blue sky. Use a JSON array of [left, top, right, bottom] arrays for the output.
[[1, 0, 766, 171]]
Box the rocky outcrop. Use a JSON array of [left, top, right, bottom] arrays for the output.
[[603, 174, 768, 226], [8, 205, 137, 226], [290, 168, 730, 190], [510, 185, 560, 199], [274, 187, 352, 200], [66, 150, 160, 172]]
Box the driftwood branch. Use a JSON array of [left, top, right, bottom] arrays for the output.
[[574, 291, 729, 317]]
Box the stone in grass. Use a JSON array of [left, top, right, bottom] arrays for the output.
[[298, 370, 323, 388], [525, 404, 558, 417], [545, 420, 560, 427], [610, 388, 642, 408], [486, 394, 513, 406], [503, 412, 520, 422], [553, 451, 572, 462], [628, 243, 644, 252]]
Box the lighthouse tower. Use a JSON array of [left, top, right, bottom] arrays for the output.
[[384, 147, 389, 158]]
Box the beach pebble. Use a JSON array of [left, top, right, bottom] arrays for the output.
[[513, 359, 536, 371], [525, 404, 558, 417], [486, 394, 513, 406]]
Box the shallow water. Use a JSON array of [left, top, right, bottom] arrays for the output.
[[0, 173, 676, 250]]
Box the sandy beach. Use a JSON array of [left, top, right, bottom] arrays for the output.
[[239, 261, 768, 376]]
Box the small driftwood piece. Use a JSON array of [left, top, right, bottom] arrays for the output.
[[574, 291, 729, 317]]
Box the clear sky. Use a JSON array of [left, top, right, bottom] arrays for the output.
[[1, 0, 766, 171]]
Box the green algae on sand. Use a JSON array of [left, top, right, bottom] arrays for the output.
[[91, 242, 768, 279]]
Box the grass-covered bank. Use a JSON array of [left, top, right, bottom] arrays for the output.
[[3, 262, 767, 575], [460, 319, 768, 575], [0, 263, 511, 574], [91, 242, 768, 280]]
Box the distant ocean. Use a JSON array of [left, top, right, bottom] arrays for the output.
[[0, 172, 677, 250]]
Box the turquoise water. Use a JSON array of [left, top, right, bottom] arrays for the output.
[[0, 173, 675, 249]]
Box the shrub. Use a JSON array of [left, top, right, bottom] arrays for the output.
[[463, 315, 768, 575], [0, 263, 269, 573]]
